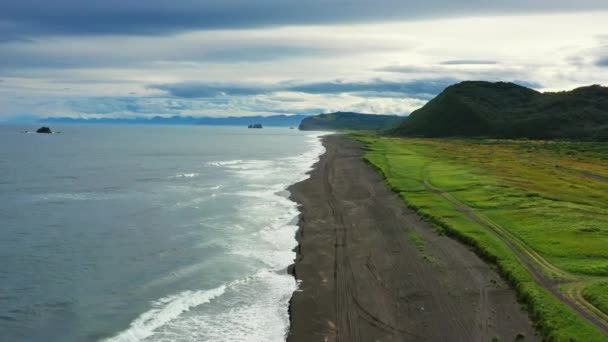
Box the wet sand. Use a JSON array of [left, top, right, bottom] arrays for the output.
[[287, 135, 537, 342]]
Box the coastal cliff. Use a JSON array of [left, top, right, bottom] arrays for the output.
[[298, 112, 402, 131]]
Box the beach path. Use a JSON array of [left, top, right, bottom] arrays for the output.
[[287, 135, 537, 342]]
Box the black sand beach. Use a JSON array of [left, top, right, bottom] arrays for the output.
[[287, 135, 537, 342]]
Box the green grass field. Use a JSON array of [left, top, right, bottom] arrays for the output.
[[585, 282, 608, 317], [354, 135, 608, 341]]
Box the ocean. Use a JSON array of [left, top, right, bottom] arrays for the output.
[[0, 125, 324, 342]]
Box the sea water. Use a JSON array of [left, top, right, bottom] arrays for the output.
[[0, 125, 325, 341]]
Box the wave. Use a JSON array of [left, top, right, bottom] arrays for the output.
[[169, 173, 201, 179], [207, 134, 326, 184], [103, 285, 226, 342], [34, 192, 120, 202], [106, 132, 327, 342], [206, 160, 245, 167], [133, 270, 294, 342], [212, 132, 326, 270]]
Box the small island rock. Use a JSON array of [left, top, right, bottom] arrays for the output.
[[36, 127, 52, 134]]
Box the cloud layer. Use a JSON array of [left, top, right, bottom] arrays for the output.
[[1, 9, 608, 120], [149, 79, 456, 100], [2, 0, 608, 38]]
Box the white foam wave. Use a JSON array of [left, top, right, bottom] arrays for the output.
[[223, 132, 326, 270], [104, 285, 226, 342], [143, 270, 295, 342], [109, 131, 328, 342], [35, 192, 119, 202], [168, 184, 224, 209], [170, 173, 200, 179], [206, 160, 245, 167]]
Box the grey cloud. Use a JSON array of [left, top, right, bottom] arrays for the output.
[[0, 37, 373, 70], [149, 83, 273, 98], [377, 64, 542, 89], [0, 37, 36, 44], [149, 78, 458, 99], [597, 35, 608, 44], [440, 60, 498, 65], [565, 55, 585, 67], [377, 65, 442, 74], [0, 48, 272, 71], [564, 37, 608, 68], [53, 95, 334, 118], [285, 79, 456, 99], [197, 46, 323, 63], [2, 1, 608, 38]]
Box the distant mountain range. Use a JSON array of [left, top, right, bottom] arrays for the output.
[[39, 81, 608, 140], [41, 115, 308, 127], [391, 81, 608, 140], [298, 112, 403, 131]]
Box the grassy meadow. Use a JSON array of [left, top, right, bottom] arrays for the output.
[[355, 135, 608, 341]]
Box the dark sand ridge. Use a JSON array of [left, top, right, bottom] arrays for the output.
[[287, 135, 537, 342]]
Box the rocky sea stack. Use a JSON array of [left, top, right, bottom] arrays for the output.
[[36, 127, 52, 134]]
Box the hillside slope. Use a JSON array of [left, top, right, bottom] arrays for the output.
[[299, 112, 403, 131], [392, 81, 608, 140]]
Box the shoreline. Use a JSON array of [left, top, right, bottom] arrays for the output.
[[286, 135, 537, 341]]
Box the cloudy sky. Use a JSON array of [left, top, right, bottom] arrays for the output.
[[1, 1, 607, 120]]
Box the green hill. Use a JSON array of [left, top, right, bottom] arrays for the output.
[[299, 112, 403, 131], [391, 81, 608, 140]]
